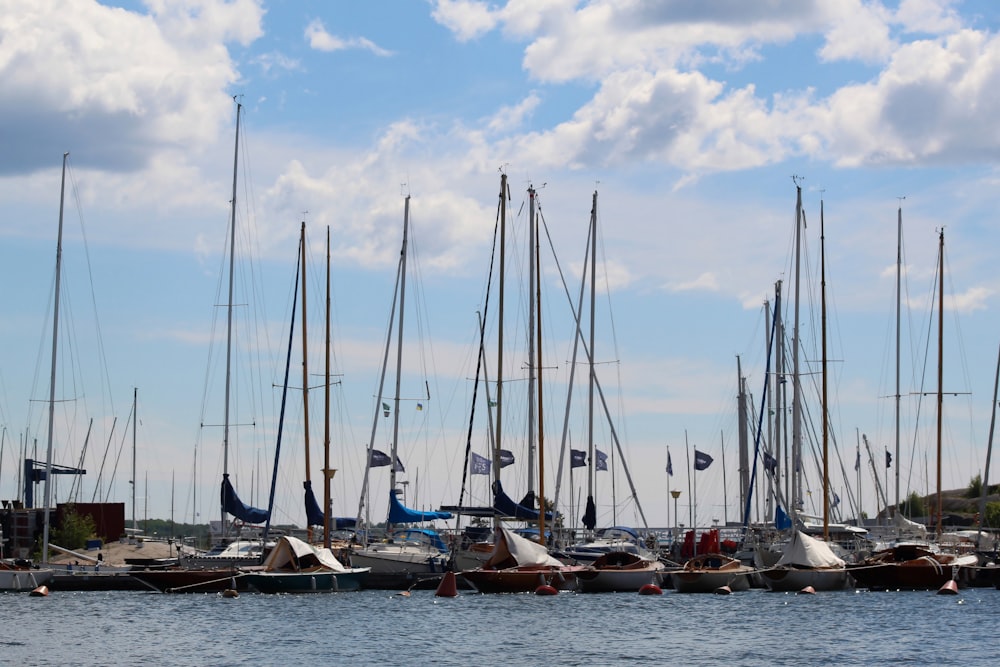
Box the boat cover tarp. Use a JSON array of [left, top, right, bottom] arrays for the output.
[[492, 480, 555, 521], [777, 530, 845, 568], [582, 495, 597, 530], [221, 474, 269, 524], [486, 525, 563, 569], [387, 489, 453, 523], [303, 480, 325, 526], [261, 535, 349, 572], [892, 510, 928, 538]]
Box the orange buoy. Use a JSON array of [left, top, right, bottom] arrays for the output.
[[638, 584, 663, 595], [221, 589, 239, 598], [435, 571, 459, 598], [535, 584, 558, 596], [798, 586, 816, 595], [29, 585, 49, 597], [937, 580, 959, 595], [713, 585, 732, 595]]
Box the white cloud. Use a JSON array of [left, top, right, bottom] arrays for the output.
[[430, 0, 501, 42], [304, 18, 393, 56]]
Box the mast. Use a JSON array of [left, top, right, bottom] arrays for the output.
[[494, 175, 506, 493], [527, 187, 537, 496], [388, 196, 410, 528], [935, 229, 944, 538], [894, 204, 903, 514], [587, 190, 597, 524], [791, 179, 803, 520], [977, 343, 1000, 548], [132, 387, 138, 534], [299, 221, 313, 542], [535, 191, 546, 545], [42, 151, 69, 561], [820, 197, 829, 540], [221, 102, 241, 540], [324, 226, 333, 549]]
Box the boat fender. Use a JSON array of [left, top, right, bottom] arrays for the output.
[[638, 584, 662, 595]]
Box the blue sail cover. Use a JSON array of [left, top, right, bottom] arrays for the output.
[[387, 489, 453, 523], [492, 480, 555, 521], [303, 480, 325, 526], [775, 504, 793, 530], [582, 495, 597, 530], [221, 473, 269, 524]]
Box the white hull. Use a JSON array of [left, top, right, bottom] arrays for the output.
[[761, 566, 852, 592], [670, 568, 752, 593], [349, 545, 449, 574], [576, 565, 665, 593], [0, 568, 53, 591]]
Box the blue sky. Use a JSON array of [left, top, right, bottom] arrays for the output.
[[2, 0, 1000, 534]]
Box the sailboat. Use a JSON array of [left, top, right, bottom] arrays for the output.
[[349, 195, 452, 587], [134, 102, 275, 593], [849, 229, 978, 590], [456, 177, 584, 593]]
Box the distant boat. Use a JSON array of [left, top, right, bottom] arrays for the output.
[[848, 542, 978, 590], [670, 553, 753, 593], [240, 535, 369, 594], [460, 525, 585, 594], [0, 561, 53, 592], [575, 550, 666, 593]]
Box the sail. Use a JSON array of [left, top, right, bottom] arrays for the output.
[[387, 489, 452, 523], [261, 535, 349, 572], [303, 480, 325, 527], [582, 495, 597, 530], [492, 480, 555, 521], [486, 525, 563, 568], [220, 473, 269, 524], [777, 530, 845, 568]]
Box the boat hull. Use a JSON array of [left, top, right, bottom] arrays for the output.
[[461, 565, 585, 594], [670, 568, 752, 593], [760, 566, 852, 592], [131, 568, 252, 593], [0, 568, 53, 592], [242, 570, 367, 593], [576, 566, 665, 593]]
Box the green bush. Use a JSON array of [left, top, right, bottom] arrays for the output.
[[968, 474, 983, 499], [50, 505, 97, 551]]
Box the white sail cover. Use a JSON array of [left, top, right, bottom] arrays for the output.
[[892, 511, 928, 538], [486, 525, 563, 568], [777, 530, 846, 568], [260, 535, 349, 572]]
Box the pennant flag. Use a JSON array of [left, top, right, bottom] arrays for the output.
[[393, 456, 405, 473], [855, 449, 860, 471], [763, 451, 778, 475], [571, 449, 587, 468], [470, 452, 491, 475], [370, 450, 392, 467], [694, 449, 713, 471], [416, 403, 423, 411], [382, 402, 390, 417], [885, 450, 892, 469], [499, 449, 515, 468], [832, 492, 841, 508], [595, 449, 608, 471], [666, 452, 673, 476]]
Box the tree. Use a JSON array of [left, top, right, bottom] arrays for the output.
[[50, 505, 97, 551], [968, 473, 983, 499]]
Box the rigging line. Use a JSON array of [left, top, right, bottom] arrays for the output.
[[66, 158, 117, 423]]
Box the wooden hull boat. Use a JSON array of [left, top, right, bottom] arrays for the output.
[[848, 544, 979, 590], [670, 553, 753, 593], [576, 551, 666, 593]]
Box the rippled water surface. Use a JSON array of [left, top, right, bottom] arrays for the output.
[[3, 586, 997, 666]]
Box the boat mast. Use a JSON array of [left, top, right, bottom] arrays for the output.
[[527, 187, 537, 497], [977, 343, 1000, 548], [820, 198, 829, 540], [300, 221, 313, 542], [894, 203, 903, 515], [132, 387, 138, 534], [587, 191, 597, 525], [494, 175, 506, 493], [935, 229, 944, 538], [221, 102, 241, 541], [324, 226, 333, 549], [388, 196, 410, 527], [42, 151, 69, 561], [791, 178, 804, 521], [534, 188, 546, 545]]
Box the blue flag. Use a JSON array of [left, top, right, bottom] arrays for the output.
[[470, 451, 490, 475], [499, 449, 515, 468], [666, 452, 673, 476], [694, 449, 713, 471], [370, 449, 392, 467], [855, 449, 860, 471], [571, 449, 587, 469], [885, 450, 892, 469], [763, 451, 777, 475], [595, 449, 608, 471], [832, 492, 841, 508]]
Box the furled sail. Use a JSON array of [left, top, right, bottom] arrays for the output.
[[303, 480, 325, 527], [221, 473, 269, 524], [387, 489, 452, 523]]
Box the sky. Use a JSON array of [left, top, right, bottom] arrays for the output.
[[2, 0, 1000, 537]]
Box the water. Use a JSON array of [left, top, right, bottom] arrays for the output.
[[3, 587, 997, 666]]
